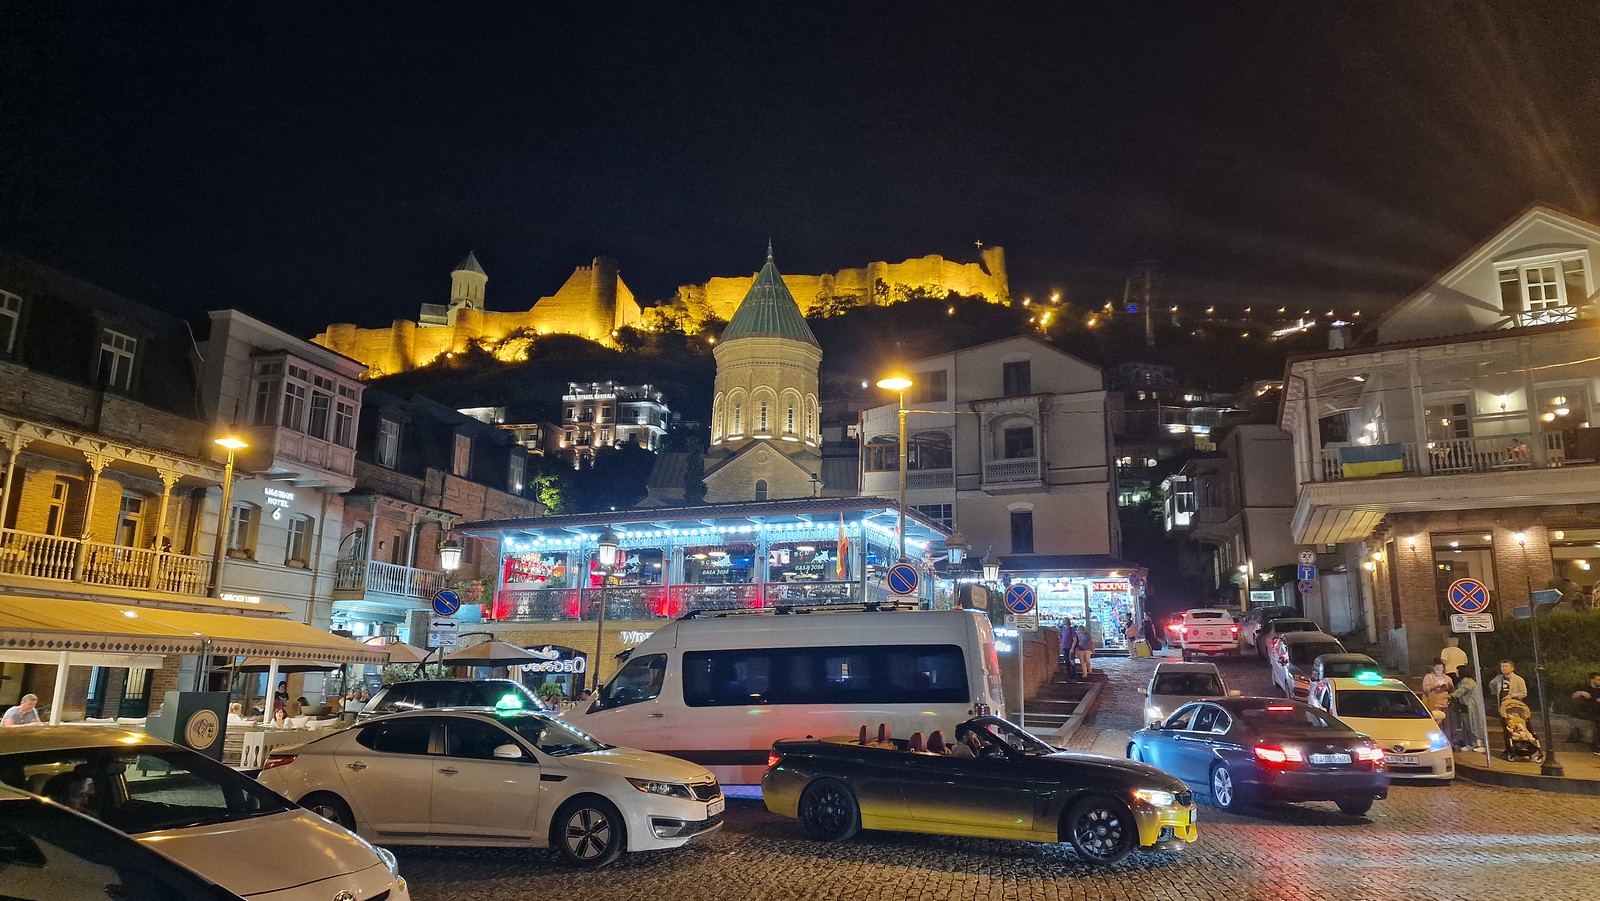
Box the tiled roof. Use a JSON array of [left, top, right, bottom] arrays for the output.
[[719, 247, 820, 347]]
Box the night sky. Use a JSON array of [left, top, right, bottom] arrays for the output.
[[3, 3, 1599, 337]]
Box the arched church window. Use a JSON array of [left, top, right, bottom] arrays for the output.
[[759, 402, 769, 432], [786, 405, 796, 434], [755, 479, 768, 501], [733, 404, 743, 434]]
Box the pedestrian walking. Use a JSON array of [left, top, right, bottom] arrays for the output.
[[1141, 613, 1162, 650], [1075, 622, 1095, 679], [1060, 617, 1080, 678], [1451, 665, 1486, 752]]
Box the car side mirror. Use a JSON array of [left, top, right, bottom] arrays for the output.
[[1229, 690, 1242, 697], [492, 743, 525, 760], [1139, 687, 1149, 696], [1431, 709, 1446, 723]]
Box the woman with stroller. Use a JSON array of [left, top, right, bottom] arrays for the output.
[[1450, 665, 1486, 753]]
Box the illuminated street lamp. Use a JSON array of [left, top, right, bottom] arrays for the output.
[[592, 527, 620, 687], [208, 435, 249, 598], [944, 529, 968, 571], [438, 535, 463, 571], [981, 549, 1001, 585], [875, 375, 913, 561]]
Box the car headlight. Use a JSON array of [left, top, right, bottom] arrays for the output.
[[626, 777, 694, 800], [1133, 788, 1177, 807], [1428, 731, 1450, 752], [374, 845, 400, 878]]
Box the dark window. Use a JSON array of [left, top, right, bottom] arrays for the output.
[[366, 684, 416, 715], [1152, 673, 1224, 696], [754, 479, 768, 501], [355, 720, 435, 755], [443, 720, 516, 759], [1191, 705, 1221, 732], [1010, 510, 1034, 554], [1289, 642, 1344, 665], [1002, 361, 1031, 396], [1163, 704, 1198, 730], [596, 654, 668, 710], [1003, 426, 1035, 459], [911, 370, 949, 403], [908, 430, 952, 470], [681, 644, 969, 707]]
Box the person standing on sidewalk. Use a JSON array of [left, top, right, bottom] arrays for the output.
[[1451, 665, 1486, 753], [1571, 672, 1600, 756], [1439, 637, 1468, 677], [1422, 659, 1453, 735], [1489, 660, 1528, 706]]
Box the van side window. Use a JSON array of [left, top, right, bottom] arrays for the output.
[[598, 654, 668, 710], [681, 644, 968, 707]]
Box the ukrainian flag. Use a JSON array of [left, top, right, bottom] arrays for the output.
[[1339, 443, 1406, 478]]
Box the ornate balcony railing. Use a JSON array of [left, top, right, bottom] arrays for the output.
[[983, 457, 1040, 484], [0, 528, 211, 596], [491, 581, 878, 622], [332, 559, 447, 600], [1315, 432, 1578, 481]]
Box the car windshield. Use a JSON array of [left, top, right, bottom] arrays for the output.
[[1290, 642, 1344, 665], [500, 714, 609, 756], [1273, 621, 1317, 634], [1187, 611, 1227, 621], [1337, 690, 1430, 719], [1152, 673, 1224, 696], [0, 746, 295, 834], [964, 718, 1057, 757], [1238, 704, 1343, 729]]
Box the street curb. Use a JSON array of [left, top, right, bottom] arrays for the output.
[[1050, 681, 1103, 747], [1455, 763, 1600, 797]]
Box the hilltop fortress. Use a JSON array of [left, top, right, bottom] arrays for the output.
[[313, 247, 1009, 377]]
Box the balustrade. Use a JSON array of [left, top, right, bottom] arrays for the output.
[[0, 528, 211, 597]]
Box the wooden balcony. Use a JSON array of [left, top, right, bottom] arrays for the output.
[[0, 528, 211, 597]]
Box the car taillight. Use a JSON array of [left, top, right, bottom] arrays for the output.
[[1253, 745, 1303, 764], [1229, 625, 1240, 635], [1166, 623, 1182, 633], [1179, 625, 1189, 635], [767, 753, 781, 769], [1355, 746, 1384, 763], [262, 753, 297, 771]]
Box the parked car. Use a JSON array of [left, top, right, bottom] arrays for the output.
[[1128, 698, 1388, 816], [1310, 653, 1381, 682], [1310, 676, 1453, 780], [1258, 617, 1323, 660], [763, 715, 1196, 866], [1237, 605, 1300, 655], [258, 708, 723, 868], [1177, 608, 1240, 660], [356, 677, 550, 721], [1142, 662, 1236, 727], [0, 726, 409, 901], [1271, 632, 1347, 699], [0, 783, 246, 901]]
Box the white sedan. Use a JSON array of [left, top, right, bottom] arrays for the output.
[[258, 708, 724, 867], [1309, 676, 1454, 780]]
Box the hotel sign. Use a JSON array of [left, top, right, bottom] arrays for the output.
[[263, 487, 295, 508]]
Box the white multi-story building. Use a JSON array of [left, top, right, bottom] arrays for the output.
[[1280, 205, 1600, 672], [561, 381, 670, 467], [859, 336, 1141, 646]]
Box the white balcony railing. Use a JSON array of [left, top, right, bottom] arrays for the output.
[[0, 528, 212, 596], [333, 559, 447, 601], [906, 469, 955, 490], [1316, 432, 1575, 481], [983, 457, 1040, 484]]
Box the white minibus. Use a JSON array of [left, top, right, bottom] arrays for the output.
[[571, 607, 1006, 784]]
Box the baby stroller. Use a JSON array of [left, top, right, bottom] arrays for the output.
[[1498, 698, 1544, 763]]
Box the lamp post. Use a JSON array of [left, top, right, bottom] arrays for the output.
[[208, 435, 248, 598], [592, 527, 619, 689], [875, 375, 913, 562], [1514, 532, 1563, 777], [944, 530, 968, 572], [981, 548, 1001, 586], [438, 535, 463, 572]]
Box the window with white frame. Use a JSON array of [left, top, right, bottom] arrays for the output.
[[508, 453, 526, 493], [227, 504, 258, 555], [378, 419, 401, 468], [97, 330, 137, 390], [758, 402, 769, 433], [1498, 257, 1589, 325], [786, 405, 796, 434], [116, 494, 144, 547], [285, 514, 314, 565], [911, 503, 954, 529], [0, 290, 20, 355], [452, 433, 472, 476], [306, 374, 334, 438], [251, 358, 357, 442], [333, 394, 356, 447]]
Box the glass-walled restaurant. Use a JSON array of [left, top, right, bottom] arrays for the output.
[[466, 498, 956, 623]]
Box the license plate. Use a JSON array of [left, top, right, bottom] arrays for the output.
[[708, 797, 725, 817], [1310, 753, 1351, 765], [1389, 755, 1420, 765]]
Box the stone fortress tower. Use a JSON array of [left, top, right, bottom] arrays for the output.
[[701, 246, 824, 503]]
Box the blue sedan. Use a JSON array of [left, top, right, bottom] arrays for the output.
[[1127, 697, 1388, 816]]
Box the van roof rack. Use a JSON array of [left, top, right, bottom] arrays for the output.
[[677, 600, 924, 620]]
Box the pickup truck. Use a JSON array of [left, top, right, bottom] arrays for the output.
[[1178, 608, 1240, 661]]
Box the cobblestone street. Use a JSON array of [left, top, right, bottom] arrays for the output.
[[398, 653, 1600, 901]]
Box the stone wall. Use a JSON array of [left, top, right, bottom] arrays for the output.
[[0, 363, 207, 452]]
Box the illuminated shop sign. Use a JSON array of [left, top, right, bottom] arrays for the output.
[[1092, 581, 1130, 592], [263, 487, 295, 508]]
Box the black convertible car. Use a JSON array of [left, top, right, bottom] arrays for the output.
[[1127, 697, 1388, 815], [762, 716, 1197, 865]]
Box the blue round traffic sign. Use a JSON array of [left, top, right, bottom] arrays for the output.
[[432, 588, 462, 617], [1004, 583, 1036, 615], [887, 562, 920, 596], [1447, 578, 1490, 614]]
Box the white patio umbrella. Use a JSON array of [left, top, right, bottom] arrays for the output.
[[443, 640, 544, 667]]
